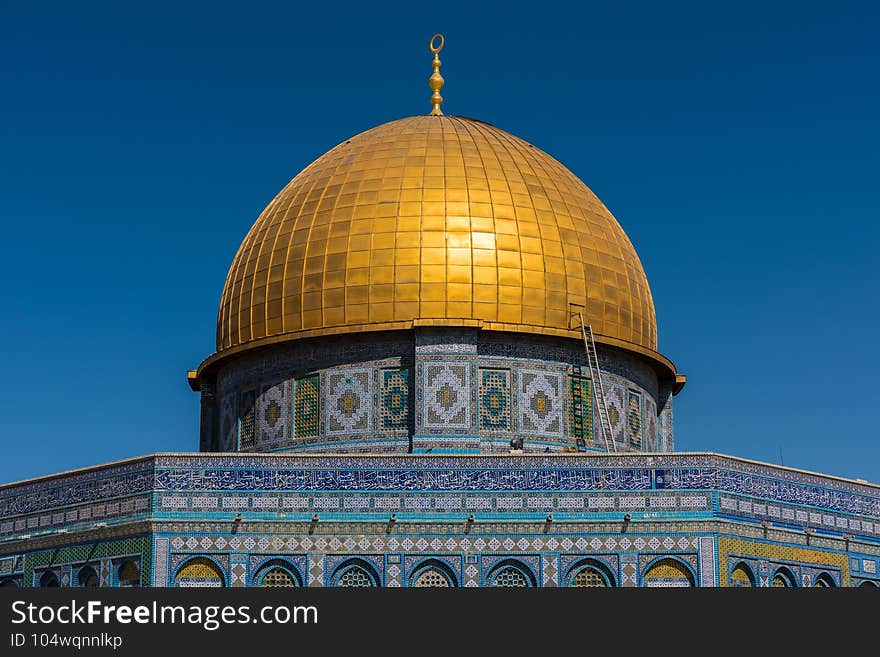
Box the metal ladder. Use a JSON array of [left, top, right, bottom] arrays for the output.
[[577, 313, 616, 453]]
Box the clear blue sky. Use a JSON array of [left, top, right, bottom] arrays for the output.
[[1, 1, 877, 484]]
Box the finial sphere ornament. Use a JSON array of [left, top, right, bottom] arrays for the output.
[[428, 33, 445, 115]]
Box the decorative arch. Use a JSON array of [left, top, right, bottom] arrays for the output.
[[77, 566, 99, 588], [175, 557, 226, 588], [642, 557, 695, 587], [487, 559, 537, 588], [813, 573, 836, 588], [729, 562, 755, 588], [566, 559, 615, 587], [331, 559, 380, 587], [858, 580, 877, 587], [253, 559, 302, 587], [771, 566, 797, 588], [39, 571, 59, 588], [410, 559, 458, 588], [117, 561, 140, 587]]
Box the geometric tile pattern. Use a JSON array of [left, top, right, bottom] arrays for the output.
[[646, 406, 657, 452], [219, 393, 237, 451], [258, 381, 288, 446], [153, 538, 169, 587], [238, 390, 256, 451], [699, 536, 716, 587], [326, 369, 372, 435], [230, 562, 247, 588], [423, 363, 470, 429], [379, 369, 409, 431], [717, 537, 849, 588], [164, 535, 701, 555], [308, 555, 323, 588], [464, 560, 479, 587], [24, 536, 151, 588], [479, 369, 511, 431], [659, 403, 674, 452], [605, 387, 626, 445], [621, 556, 638, 588], [248, 555, 308, 586], [293, 375, 320, 439], [386, 562, 402, 587], [568, 376, 593, 444], [627, 390, 642, 449], [542, 554, 558, 587], [519, 370, 564, 436]]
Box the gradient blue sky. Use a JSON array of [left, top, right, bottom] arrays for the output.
[[1, 1, 877, 484]]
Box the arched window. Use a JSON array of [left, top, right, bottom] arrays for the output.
[[332, 560, 379, 587], [488, 561, 534, 588], [859, 580, 877, 587], [1, 579, 18, 587], [571, 567, 607, 587], [643, 558, 694, 587], [175, 558, 225, 588], [569, 560, 614, 587], [771, 568, 796, 588], [730, 563, 755, 588], [78, 566, 99, 588], [813, 573, 835, 588], [118, 561, 140, 587], [261, 568, 299, 587], [39, 571, 59, 588], [411, 561, 456, 587]]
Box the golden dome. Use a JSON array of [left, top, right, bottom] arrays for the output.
[[215, 115, 658, 359]]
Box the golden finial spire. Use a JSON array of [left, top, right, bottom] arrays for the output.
[[428, 33, 445, 115]]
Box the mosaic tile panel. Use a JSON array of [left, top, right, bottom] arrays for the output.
[[621, 555, 638, 588], [326, 369, 372, 435], [699, 536, 716, 587], [174, 557, 225, 588], [386, 563, 402, 587], [519, 370, 564, 436], [627, 390, 642, 448], [379, 369, 409, 430], [258, 381, 288, 446], [24, 537, 151, 587], [219, 393, 237, 452], [659, 403, 674, 452], [717, 537, 849, 587], [403, 555, 462, 586], [568, 376, 593, 444], [646, 405, 658, 452], [293, 375, 320, 439], [249, 555, 308, 586], [423, 363, 470, 430], [542, 554, 559, 587], [605, 386, 626, 445], [238, 390, 256, 450], [308, 555, 323, 587], [642, 557, 696, 587], [325, 555, 384, 586], [559, 554, 620, 584], [479, 369, 511, 431], [230, 554, 247, 588], [153, 538, 169, 586]]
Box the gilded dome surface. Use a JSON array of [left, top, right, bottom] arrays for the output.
[[216, 115, 657, 356]]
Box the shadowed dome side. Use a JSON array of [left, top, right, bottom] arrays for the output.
[[215, 115, 658, 359]]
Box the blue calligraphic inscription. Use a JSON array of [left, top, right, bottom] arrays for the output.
[[0, 471, 153, 517]]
